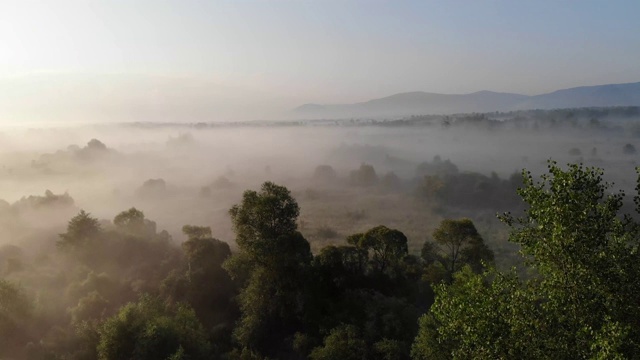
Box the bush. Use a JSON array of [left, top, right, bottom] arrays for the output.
[[568, 148, 581, 156], [313, 165, 338, 183], [350, 164, 378, 187], [623, 143, 636, 155]]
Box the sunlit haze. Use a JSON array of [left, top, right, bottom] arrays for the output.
[[1, 0, 640, 123], [4, 2, 640, 358]]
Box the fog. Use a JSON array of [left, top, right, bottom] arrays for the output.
[[3, 107, 640, 358], [2, 108, 639, 252]]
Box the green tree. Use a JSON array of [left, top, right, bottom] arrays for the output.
[[97, 295, 211, 360], [171, 226, 236, 333], [412, 162, 640, 359], [181, 225, 212, 240], [225, 182, 311, 357], [113, 207, 151, 236], [0, 279, 32, 358], [411, 267, 546, 360], [499, 162, 640, 357], [58, 210, 102, 249], [229, 181, 299, 248], [347, 225, 408, 275], [309, 324, 368, 360], [424, 218, 493, 281]]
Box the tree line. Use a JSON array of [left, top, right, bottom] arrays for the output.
[[1, 162, 640, 359]]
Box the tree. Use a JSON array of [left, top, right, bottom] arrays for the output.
[[161, 225, 236, 340], [350, 163, 378, 187], [232, 232, 311, 354], [418, 175, 444, 201], [348, 225, 408, 275], [313, 165, 338, 183], [225, 182, 311, 357], [181, 225, 212, 240], [229, 181, 299, 249], [309, 325, 368, 360], [411, 267, 539, 360], [425, 219, 493, 281], [97, 295, 211, 360], [381, 172, 401, 190], [498, 162, 640, 356], [0, 280, 31, 358], [114, 208, 152, 236], [87, 139, 107, 151], [412, 162, 640, 359], [181, 231, 235, 319], [114, 207, 145, 229], [58, 210, 102, 249]]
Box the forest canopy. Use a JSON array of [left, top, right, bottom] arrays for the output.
[[0, 161, 639, 359]]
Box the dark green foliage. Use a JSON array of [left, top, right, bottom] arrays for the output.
[[226, 182, 311, 357], [309, 325, 368, 360], [113, 207, 151, 236], [0, 279, 32, 358], [58, 210, 102, 249], [97, 295, 211, 360], [424, 171, 522, 210], [303, 226, 421, 360], [181, 225, 212, 240], [181, 236, 235, 326], [160, 224, 236, 352], [231, 231, 312, 356], [70, 291, 110, 324], [229, 181, 300, 248], [422, 218, 494, 282], [14, 160, 640, 359], [416, 159, 524, 211], [347, 225, 408, 275], [412, 267, 539, 360]]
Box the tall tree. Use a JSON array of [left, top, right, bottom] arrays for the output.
[[113, 208, 152, 236], [225, 182, 311, 357], [412, 162, 640, 359], [348, 225, 409, 275], [423, 218, 493, 281], [58, 210, 101, 249], [229, 181, 299, 248]]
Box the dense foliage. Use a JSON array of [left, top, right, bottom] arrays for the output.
[[1, 161, 639, 359], [412, 162, 640, 359]]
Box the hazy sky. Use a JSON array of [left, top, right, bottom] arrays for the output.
[[1, 0, 640, 122]]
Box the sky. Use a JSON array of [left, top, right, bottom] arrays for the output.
[[1, 0, 640, 122]]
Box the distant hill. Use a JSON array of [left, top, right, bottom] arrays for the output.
[[293, 82, 640, 119]]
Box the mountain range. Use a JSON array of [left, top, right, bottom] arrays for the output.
[[293, 82, 640, 119]]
